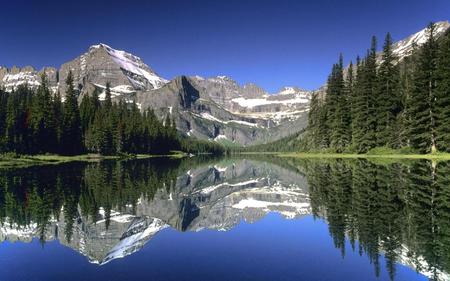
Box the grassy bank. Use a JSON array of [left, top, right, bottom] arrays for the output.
[[231, 147, 450, 160], [276, 152, 450, 160], [0, 152, 188, 168]]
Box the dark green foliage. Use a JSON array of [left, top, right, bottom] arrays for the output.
[[328, 54, 351, 151], [435, 31, 450, 151], [409, 23, 439, 153], [30, 74, 58, 153], [358, 36, 379, 152], [376, 33, 401, 147], [0, 79, 222, 155], [304, 22, 450, 154], [61, 71, 83, 155], [306, 90, 330, 149]]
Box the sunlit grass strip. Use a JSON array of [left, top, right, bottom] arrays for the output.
[[276, 152, 450, 160]]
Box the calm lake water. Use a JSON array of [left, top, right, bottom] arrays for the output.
[[0, 156, 448, 281]]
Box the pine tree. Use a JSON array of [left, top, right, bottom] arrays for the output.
[[377, 33, 401, 147], [409, 23, 439, 153], [349, 38, 379, 153], [344, 61, 354, 143], [399, 48, 419, 148], [363, 36, 379, 151], [307, 91, 323, 148], [53, 91, 63, 150], [434, 31, 450, 151], [30, 74, 57, 153], [330, 54, 350, 151], [61, 71, 82, 155], [104, 82, 112, 110], [351, 56, 364, 149]]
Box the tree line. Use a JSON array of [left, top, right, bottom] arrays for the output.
[[0, 71, 224, 155], [306, 23, 450, 153]]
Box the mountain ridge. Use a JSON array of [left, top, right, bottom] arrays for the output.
[[1, 21, 448, 145]]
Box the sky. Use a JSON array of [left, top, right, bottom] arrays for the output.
[[0, 0, 449, 92]]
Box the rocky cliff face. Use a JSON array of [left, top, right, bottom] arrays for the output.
[[0, 66, 58, 92]]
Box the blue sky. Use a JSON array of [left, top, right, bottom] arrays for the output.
[[1, 0, 449, 92]]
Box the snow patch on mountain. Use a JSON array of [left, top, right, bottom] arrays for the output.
[[94, 83, 136, 100], [231, 96, 309, 108], [391, 21, 450, 59], [91, 43, 168, 89], [193, 112, 262, 128], [277, 87, 297, 95], [2, 72, 40, 91]]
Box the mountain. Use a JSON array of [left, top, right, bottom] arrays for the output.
[[1, 21, 449, 145], [389, 20, 450, 60], [0, 44, 310, 145]]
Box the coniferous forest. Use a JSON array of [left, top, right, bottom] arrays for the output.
[[305, 22, 450, 154], [0, 71, 224, 156]]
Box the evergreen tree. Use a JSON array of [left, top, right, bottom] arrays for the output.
[[329, 54, 350, 151], [53, 91, 63, 150], [104, 82, 112, 110], [409, 23, 439, 153], [61, 71, 82, 155], [377, 33, 401, 147], [30, 74, 57, 153], [434, 31, 450, 151]]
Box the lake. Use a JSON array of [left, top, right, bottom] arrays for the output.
[[0, 156, 448, 281]]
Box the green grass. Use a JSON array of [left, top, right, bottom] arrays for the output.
[[276, 151, 450, 160]]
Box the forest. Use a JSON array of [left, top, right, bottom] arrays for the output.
[[304, 22, 450, 154], [0, 71, 224, 156]]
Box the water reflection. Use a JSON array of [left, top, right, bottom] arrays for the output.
[[0, 157, 449, 280], [289, 158, 450, 281]]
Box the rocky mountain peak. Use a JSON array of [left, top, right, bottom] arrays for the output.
[[390, 20, 449, 60]]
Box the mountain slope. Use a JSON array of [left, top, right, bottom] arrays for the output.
[[1, 21, 449, 145]]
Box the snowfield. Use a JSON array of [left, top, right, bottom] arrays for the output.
[[231, 96, 309, 108]]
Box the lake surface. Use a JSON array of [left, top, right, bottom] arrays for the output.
[[0, 156, 448, 281]]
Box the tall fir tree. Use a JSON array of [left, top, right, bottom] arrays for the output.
[[409, 23, 439, 153], [53, 91, 63, 150], [61, 71, 83, 155], [350, 37, 379, 153], [30, 74, 58, 153], [104, 82, 112, 110], [376, 32, 401, 148], [434, 31, 450, 151], [330, 54, 351, 151], [363, 36, 379, 151]]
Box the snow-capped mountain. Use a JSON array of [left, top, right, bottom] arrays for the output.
[[0, 43, 311, 145], [1, 21, 449, 145], [57, 43, 168, 98], [390, 21, 450, 60]]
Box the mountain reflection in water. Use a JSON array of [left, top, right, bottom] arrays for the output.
[[0, 156, 449, 281]]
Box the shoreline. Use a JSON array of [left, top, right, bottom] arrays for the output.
[[274, 152, 450, 160], [0, 152, 188, 169]]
